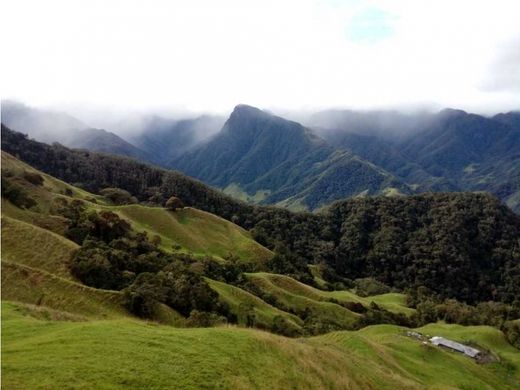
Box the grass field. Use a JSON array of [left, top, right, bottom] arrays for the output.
[[113, 204, 273, 263], [1, 151, 273, 264], [1, 216, 78, 279], [2, 301, 518, 389], [206, 278, 303, 331], [246, 272, 415, 315]]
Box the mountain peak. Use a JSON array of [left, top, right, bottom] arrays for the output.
[[438, 108, 468, 119], [230, 104, 269, 118]]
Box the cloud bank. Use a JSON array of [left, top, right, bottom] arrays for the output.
[[2, 0, 520, 114]]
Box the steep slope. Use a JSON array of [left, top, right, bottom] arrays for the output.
[[129, 115, 225, 164], [319, 132, 458, 192], [113, 205, 273, 262], [173, 104, 327, 187], [67, 128, 150, 161], [1, 100, 150, 161], [308, 108, 520, 212], [400, 109, 520, 212], [401, 109, 519, 177], [173, 105, 409, 210], [1, 151, 271, 264]]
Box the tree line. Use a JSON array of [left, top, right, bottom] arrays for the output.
[[3, 125, 520, 307]]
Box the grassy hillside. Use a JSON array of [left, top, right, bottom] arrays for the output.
[[1, 216, 79, 279], [114, 204, 272, 262], [2, 151, 519, 389], [247, 272, 415, 316], [3, 301, 518, 389], [206, 278, 303, 332], [246, 272, 361, 328], [1, 151, 272, 264], [1, 261, 127, 319]]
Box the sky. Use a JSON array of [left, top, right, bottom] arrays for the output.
[[2, 0, 520, 115]]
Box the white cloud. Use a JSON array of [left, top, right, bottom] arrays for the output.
[[1, 0, 520, 114]]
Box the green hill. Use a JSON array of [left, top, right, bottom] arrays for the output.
[[247, 272, 415, 316], [1, 151, 272, 264], [2, 149, 520, 389], [3, 301, 518, 389], [206, 278, 303, 332], [114, 204, 272, 262]]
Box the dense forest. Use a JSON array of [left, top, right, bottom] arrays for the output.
[[3, 125, 520, 307]]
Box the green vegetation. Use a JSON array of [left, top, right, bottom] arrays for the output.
[[3, 301, 519, 389], [1, 261, 127, 319], [2, 134, 520, 388], [247, 273, 414, 316], [1, 216, 78, 279], [4, 125, 519, 309], [114, 205, 272, 262], [206, 278, 303, 332]]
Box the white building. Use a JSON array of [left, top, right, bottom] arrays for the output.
[[429, 336, 481, 358]]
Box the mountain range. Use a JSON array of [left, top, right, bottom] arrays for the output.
[[2, 100, 519, 212]]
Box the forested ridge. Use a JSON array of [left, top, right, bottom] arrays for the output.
[[2, 124, 520, 306]]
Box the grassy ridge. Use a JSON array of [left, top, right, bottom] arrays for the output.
[[2, 151, 272, 264], [1, 216, 78, 279], [1, 261, 126, 319], [246, 272, 361, 328], [3, 301, 518, 389], [206, 278, 303, 331], [247, 272, 414, 315], [114, 205, 273, 262]]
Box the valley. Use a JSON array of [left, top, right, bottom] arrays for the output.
[[1, 136, 519, 388]]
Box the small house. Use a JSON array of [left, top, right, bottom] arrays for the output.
[[429, 336, 481, 358]]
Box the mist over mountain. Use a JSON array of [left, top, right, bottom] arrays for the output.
[[1, 100, 88, 144], [2, 99, 519, 212], [171, 105, 409, 210], [1, 100, 150, 161], [307, 107, 520, 212], [129, 114, 225, 164]]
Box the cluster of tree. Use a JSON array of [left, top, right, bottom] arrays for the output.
[[1, 175, 37, 209], [59, 201, 225, 321], [99, 187, 137, 205], [3, 126, 520, 306]]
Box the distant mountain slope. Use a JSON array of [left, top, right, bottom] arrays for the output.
[[307, 108, 520, 212], [173, 105, 327, 186], [1, 100, 87, 143], [492, 111, 520, 129], [129, 115, 225, 164], [1, 100, 150, 161], [68, 128, 150, 160], [400, 109, 519, 177], [318, 132, 457, 192], [173, 105, 409, 210]]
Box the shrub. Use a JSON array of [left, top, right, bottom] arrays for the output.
[[100, 187, 138, 205], [70, 241, 121, 290], [23, 171, 44, 186], [354, 278, 391, 297], [123, 272, 168, 318], [165, 196, 184, 211], [1, 178, 37, 209], [185, 310, 227, 327]]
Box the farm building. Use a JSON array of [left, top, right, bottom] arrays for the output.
[[429, 336, 481, 358]]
